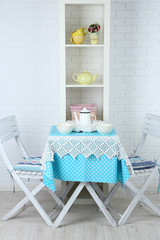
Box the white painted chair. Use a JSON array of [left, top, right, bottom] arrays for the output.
[[96, 113, 160, 225], [0, 115, 64, 226]]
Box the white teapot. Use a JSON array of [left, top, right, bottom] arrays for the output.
[[74, 107, 96, 125]]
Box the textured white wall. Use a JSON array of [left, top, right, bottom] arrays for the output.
[[0, 0, 60, 188], [110, 2, 160, 155], [110, 0, 160, 187], [0, 0, 160, 189]]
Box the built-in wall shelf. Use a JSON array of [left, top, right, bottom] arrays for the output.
[[66, 82, 104, 88], [60, 0, 110, 122]]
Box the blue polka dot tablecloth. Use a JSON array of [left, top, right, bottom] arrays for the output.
[[42, 126, 131, 192]]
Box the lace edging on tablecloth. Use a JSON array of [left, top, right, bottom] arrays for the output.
[[40, 136, 132, 172]]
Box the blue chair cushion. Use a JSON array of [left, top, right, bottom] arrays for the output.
[[128, 154, 156, 171], [14, 157, 42, 172]]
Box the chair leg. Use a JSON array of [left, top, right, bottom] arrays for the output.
[[53, 182, 86, 228], [125, 181, 160, 216], [86, 183, 117, 227], [9, 172, 55, 226], [118, 170, 156, 226], [40, 178, 65, 208], [2, 182, 45, 221]]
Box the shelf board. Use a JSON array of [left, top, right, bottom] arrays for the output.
[[66, 82, 104, 88], [65, 44, 104, 48], [65, 0, 105, 4]]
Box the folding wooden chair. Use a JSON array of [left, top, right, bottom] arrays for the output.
[[100, 113, 160, 225], [0, 115, 64, 226]]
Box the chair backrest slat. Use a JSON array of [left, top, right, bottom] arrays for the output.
[[0, 115, 29, 171], [0, 124, 18, 137], [0, 130, 20, 143], [0, 115, 15, 124], [142, 113, 160, 139], [0, 115, 19, 142]]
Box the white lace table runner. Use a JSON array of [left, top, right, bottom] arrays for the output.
[[41, 135, 132, 171]]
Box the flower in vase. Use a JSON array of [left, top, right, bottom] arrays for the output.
[[88, 23, 100, 33]]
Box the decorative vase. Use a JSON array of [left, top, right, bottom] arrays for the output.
[[89, 32, 99, 44]]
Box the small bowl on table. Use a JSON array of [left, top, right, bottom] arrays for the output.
[[57, 123, 74, 134], [96, 123, 113, 135]]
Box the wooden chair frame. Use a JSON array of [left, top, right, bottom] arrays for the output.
[[97, 113, 160, 225], [0, 115, 64, 226]]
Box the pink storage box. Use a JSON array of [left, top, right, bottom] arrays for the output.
[[70, 104, 97, 121]]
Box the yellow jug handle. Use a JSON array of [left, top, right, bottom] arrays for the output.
[[72, 73, 78, 81], [70, 37, 74, 44], [83, 28, 88, 35]]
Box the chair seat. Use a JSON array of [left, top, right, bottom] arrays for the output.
[[14, 157, 42, 172], [128, 155, 156, 171]]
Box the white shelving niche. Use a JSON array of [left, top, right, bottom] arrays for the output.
[[59, 0, 110, 123]]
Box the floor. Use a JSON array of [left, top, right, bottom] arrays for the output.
[[0, 189, 160, 240]]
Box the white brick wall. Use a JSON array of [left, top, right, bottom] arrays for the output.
[[110, 0, 160, 187], [0, 0, 160, 189], [0, 0, 60, 188]]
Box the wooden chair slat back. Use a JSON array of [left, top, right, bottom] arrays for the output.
[[142, 113, 160, 139], [0, 115, 19, 142], [0, 115, 29, 170]]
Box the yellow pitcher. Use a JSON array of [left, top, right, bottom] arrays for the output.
[[70, 27, 88, 44]]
